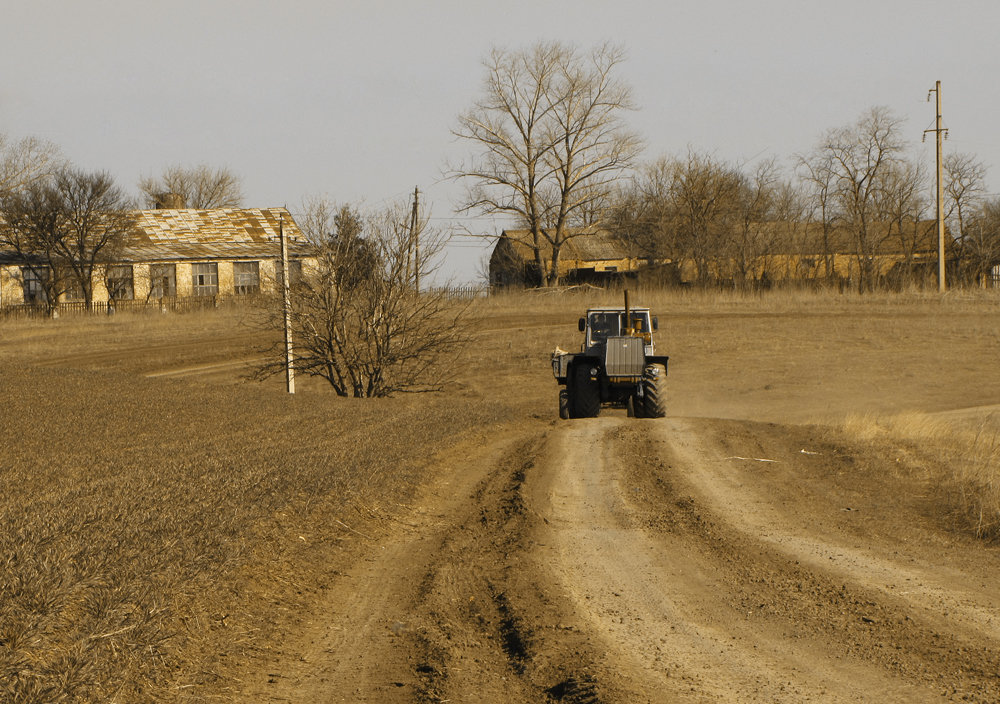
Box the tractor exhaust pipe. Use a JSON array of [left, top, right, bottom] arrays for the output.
[[623, 288, 631, 335]]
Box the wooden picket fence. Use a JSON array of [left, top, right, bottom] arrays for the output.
[[0, 295, 256, 320], [0, 286, 489, 320]]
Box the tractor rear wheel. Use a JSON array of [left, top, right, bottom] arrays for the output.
[[558, 389, 570, 419], [570, 365, 601, 418], [627, 393, 645, 418], [641, 363, 667, 418]]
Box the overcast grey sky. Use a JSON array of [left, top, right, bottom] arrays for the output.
[[3, 1, 997, 282]]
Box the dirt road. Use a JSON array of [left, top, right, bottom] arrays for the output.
[[246, 414, 1000, 703]]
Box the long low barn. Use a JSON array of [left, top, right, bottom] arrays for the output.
[[0, 207, 313, 306]]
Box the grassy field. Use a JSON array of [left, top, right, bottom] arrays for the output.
[[2, 287, 999, 701], [0, 312, 516, 701]]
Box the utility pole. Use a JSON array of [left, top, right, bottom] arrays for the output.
[[279, 213, 295, 394], [409, 186, 420, 293], [925, 81, 948, 293]]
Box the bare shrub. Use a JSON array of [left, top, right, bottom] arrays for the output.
[[255, 200, 468, 397]]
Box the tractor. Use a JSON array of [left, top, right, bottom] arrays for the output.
[[550, 292, 668, 419]]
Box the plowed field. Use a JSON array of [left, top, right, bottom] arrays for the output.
[[3, 292, 1000, 703]]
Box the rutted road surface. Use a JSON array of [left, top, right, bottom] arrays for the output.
[[248, 416, 1000, 703]]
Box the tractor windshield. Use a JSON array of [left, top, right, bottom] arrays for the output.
[[588, 312, 621, 341], [588, 311, 651, 344]]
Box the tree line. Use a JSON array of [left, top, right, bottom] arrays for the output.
[[453, 43, 1000, 291]]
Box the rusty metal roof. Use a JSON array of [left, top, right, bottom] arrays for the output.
[[500, 228, 637, 262], [123, 207, 311, 261]]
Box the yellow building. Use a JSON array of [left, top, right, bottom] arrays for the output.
[[488, 220, 947, 289], [0, 207, 313, 308]]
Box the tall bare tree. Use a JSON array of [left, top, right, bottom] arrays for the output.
[[0, 168, 135, 310], [664, 151, 743, 286], [55, 170, 137, 307], [453, 41, 641, 286], [0, 134, 63, 198], [813, 107, 910, 291], [256, 200, 466, 397], [612, 153, 786, 288], [0, 183, 71, 312], [880, 159, 929, 285], [963, 197, 1000, 285], [297, 195, 338, 245], [138, 164, 243, 209], [942, 153, 988, 283], [795, 147, 838, 278], [609, 158, 676, 260], [729, 159, 782, 288]]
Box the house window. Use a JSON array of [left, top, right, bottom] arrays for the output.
[[22, 267, 48, 304], [62, 273, 85, 301], [233, 261, 260, 295], [192, 262, 219, 296], [107, 265, 134, 300], [150, 264, 176, 298]]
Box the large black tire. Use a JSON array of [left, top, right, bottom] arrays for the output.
[[569, 364, 601, 418], [641, 363, 668, 418], [558, 389, 570, 419], [627, 393, 645, 418]]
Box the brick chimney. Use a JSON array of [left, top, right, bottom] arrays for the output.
[[154, 192, 186, 209]]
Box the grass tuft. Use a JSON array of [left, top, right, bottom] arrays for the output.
[[844, 411, 1000, 540]]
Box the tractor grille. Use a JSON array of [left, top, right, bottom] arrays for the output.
[[604, 336, 645, 377]]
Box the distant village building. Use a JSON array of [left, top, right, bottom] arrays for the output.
[[0, 207, 313, 307], [489, 228, 647, 288], [753, 220, 945, 287], [488, 220, 949, 289]]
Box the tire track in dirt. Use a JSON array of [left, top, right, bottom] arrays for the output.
[[528, 418, 945, 702], [238, 414, 1000, 703], [242, 426, 555, 703], [658, 417, 1000, 645], [611, 417, 1000, 701]]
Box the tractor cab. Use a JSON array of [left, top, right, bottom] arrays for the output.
[[580, 307, 657, 352]]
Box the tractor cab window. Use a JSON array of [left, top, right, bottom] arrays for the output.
[[588, 312, 620, 342], [621, 311, 650, 333]]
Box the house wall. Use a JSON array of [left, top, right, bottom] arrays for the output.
[[262, 259, 281, 289], [0, 265, 22, 305], [176, 262, 194, 297], [489, 234, 644, 287], [0, 256, 319, 306], [674, 252, 939, 285], [92, 277, 109, 302], [134, 264, 152, 300], [218, 261, 234, 294]]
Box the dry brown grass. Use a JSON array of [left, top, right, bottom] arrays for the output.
[[0, 327, 514, 701], [844, 411, 1000, 541], [476, 282, 1000, 317]]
